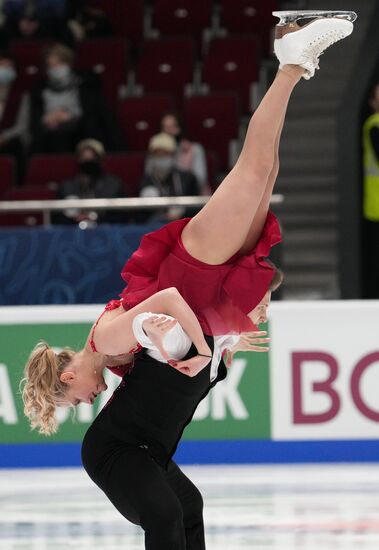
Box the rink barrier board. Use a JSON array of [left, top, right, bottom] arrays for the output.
[[1, 302, 379, 466]]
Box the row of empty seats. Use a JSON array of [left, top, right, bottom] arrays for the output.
[[11, 35, 260, 113], [86, 0, 277, 52]]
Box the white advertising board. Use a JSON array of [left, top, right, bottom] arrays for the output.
[[269, 301, 379, 440]]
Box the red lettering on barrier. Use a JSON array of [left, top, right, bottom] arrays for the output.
[[292, 352, 341, 424], [351, 352, 379, 422]]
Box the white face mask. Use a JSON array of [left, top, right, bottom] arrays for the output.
[[149, 156, 175, 179], [0, 66, 16, 85], [47, 64, 72, 86]]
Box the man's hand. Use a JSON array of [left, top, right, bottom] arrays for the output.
[[168, 354, 211, 377]]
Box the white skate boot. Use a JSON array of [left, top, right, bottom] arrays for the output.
[[273, 10, 357, 79]]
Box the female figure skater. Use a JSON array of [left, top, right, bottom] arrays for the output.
[[21, 11, 356, 549]]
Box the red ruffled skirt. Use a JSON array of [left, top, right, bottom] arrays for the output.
[[120, 211, 282, 336]]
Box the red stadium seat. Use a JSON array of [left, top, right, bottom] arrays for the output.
[[9, 40, 50, 91], [76, 38, 128, 110], [0, 186, 56, 226], [118, 94, 175, 151], [24, 155, 77, 186], [152, 0, 212, 48], [202, 37, 260, 113], [184, 94, 239, 169], [220, 0, 278, 54], [24, 153, 145, 197], [136, 39, 194, 104], [0, 157, 16, 197], [88, 0, 143, 47], [104, 153, 146, 197], [10, 39, 50, 68]]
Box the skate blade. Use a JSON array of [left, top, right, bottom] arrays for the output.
[[272, 10, 358, 25]]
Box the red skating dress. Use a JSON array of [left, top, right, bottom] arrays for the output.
[[120, 211, 281, 336]]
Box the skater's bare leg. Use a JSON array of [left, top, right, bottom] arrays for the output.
[[238, 112, 285, 256], [181, 65, 303, 265], [181, 12, 355, 264]]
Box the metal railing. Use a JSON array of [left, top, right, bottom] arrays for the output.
[[0, 195, 284, 226]]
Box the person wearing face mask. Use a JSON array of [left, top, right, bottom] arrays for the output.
[[31, 43, 122, 153], [138, 132, 200, 223], [160, 111, 209, 194], [54, 138, 125, 225], [0, 51, 30, 180]]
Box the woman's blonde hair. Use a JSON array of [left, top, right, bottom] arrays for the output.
[[20, 342, 75, 436], [43, 43, 75, 66]]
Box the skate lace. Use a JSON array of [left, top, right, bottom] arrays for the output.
[[304, 29, 347, 61]]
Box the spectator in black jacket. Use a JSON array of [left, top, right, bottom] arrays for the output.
[[55, 138, 125, 225], [137, 132, 200, 223], [30, 43, 121, 153], [0, 50, 30, 179]]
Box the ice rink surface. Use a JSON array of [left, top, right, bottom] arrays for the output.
[[1, 463, 379, 549]]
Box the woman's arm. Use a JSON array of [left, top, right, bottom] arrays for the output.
[[93, 287, 212, 357]]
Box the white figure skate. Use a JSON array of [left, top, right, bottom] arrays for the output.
[[273, 10, 357, 79]]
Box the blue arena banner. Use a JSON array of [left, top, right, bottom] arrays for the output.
[[1, 440, 379, 468], [0, 223, 161, 306]]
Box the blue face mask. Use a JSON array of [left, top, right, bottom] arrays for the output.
[[0, 66, 16, 86]]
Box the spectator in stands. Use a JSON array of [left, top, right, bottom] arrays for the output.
[[0, 50, 29, 180], [1, 0, 72, 45], [68, 4, 113, 43], [138, 132, 199, 223], [160, 111, 210, 194], [362, 83, 379, 298], [55, 138, 125, 225], [30, 44, 121, 153]]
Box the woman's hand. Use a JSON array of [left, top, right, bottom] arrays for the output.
[[231, 331, 270, 354], [168, 354, 211, 377], [142, 315, 177, 361], [224, 331, 270, 368]]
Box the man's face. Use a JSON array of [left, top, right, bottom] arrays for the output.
[[370, 85, 379, 112], [79, 148, 97, 163], [161, 115, 180, 137]]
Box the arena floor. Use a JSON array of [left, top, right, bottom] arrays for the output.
[[1, 464, 379, 549]]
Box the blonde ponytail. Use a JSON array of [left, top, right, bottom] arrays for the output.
[[20, 342, 75, 436]]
